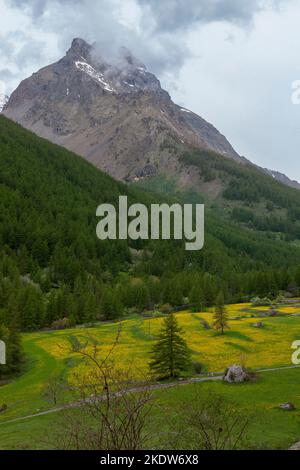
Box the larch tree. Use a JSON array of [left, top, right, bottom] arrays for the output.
[[213, 291, 229, 335], [149, 313, 191, 379]]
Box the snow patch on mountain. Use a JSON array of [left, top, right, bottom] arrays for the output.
[[123, 81, 135, 88], [75, 61, 115, 93]]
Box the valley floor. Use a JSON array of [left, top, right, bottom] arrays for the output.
[[0, 368, 300, 450], [0, 302, 300, 449]]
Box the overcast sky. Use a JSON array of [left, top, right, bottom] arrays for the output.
[[1, 0, 300, 180]]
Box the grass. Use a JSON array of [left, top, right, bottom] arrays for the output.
[[0, 301, 300, 449], [1, 303, 300, 419], [0, 368, 300, 450], [151, 368, 300, 450]]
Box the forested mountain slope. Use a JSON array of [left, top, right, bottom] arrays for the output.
[[136, 145, 300, 242], [1, 115, 300, 332]]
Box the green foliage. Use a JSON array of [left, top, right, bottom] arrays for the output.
[[251, 297, 272, 307], [100, 287, 122, 320], [149, 314, 191, 378], [2, 115, 300, 339], [180, 147, 300, 241], [189, 280, 205, 311], [213, 291, 229, 335]]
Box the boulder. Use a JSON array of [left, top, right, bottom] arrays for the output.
[[280, 402, 295, 411], [253, 322, 264, 328], [289, 441, 300, 450], [223, 365, 249, 383]]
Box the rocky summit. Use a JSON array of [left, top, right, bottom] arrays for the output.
[[3, 38, 240, 182]]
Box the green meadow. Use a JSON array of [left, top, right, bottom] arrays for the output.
[[0, 303, 300, 449]]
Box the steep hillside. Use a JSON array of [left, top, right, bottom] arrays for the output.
[[1, 116, 300, 331], [135, 144, 300, 243]]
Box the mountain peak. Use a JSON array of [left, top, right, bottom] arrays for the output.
[[68, 37, 92, 57], [3, 38, 241, 181]]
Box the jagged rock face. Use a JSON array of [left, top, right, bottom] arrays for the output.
[[3, 38, 240, 181]]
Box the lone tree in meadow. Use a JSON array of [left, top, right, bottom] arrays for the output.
[[149, 313, 191, 379], [213, 291, 229, 335]]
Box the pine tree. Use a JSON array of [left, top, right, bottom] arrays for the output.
[[100, 288, 122, 320], [189, 283, 205, 312], [163, 279, 183, 306], [149, 314, 191, 379], [213, 291, 229, 335]]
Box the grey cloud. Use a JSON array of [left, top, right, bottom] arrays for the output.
[[8, 0, 77, 17], [0, 34, 16, 60], [0, 29, 47, 92], [5, 0, 292, 77], [137, 0, 288, 32], [0, 69, 14, 81], [7, 0, 189, 75], [0, 30, 46, 67], [15, 39, 46, 68], [8, 0, 288, 25]]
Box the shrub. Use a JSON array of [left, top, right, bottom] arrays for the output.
[[193, 361, 203, 375], [160, 304, 173, 314], [251, 297, 271, 307], [51, 317, 70, 330]]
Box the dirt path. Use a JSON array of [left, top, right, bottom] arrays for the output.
[[1, 364, 300, 426]]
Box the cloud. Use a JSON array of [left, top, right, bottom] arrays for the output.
[[4, 0, 292, 77], [0, 69, 14, 80], [0, 13, 52, 93], [4, 0, 187, 75], [8, 0, 287, 25], [8, 0, 77, 18], [138, 0, 292, 32]]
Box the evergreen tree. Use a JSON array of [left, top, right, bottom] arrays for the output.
[[2, 115, 300, 332], [163, 279, 183, 306], [100, 288, 122, 320], [189, 283, 205, 312], [18, 286, 46, 330], [149, 314, 191, 379], [213, 292, 229, 335]]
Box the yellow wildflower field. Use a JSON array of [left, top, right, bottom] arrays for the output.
[[29, 303, 300, 380]]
